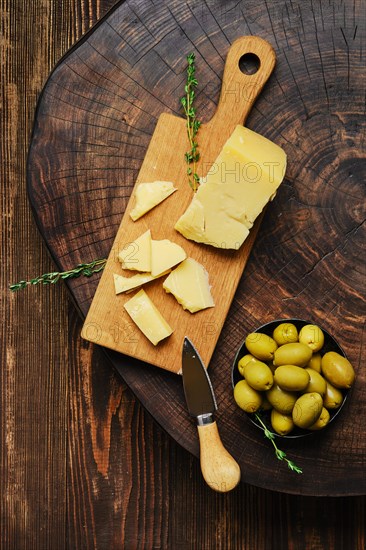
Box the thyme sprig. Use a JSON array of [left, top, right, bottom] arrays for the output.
[[9, 258, 107, 292], [181, 52, 201, 192], [255, 413, 303, 474]]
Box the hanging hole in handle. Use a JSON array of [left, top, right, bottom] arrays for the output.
[[239, 53, 260, 75]]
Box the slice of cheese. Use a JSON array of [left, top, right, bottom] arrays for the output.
[[175, 125, 287, 249], [113, 271, 169, 294], [130, 181, 177, 221], [124, 289, 173, 345], [163, 258, 214, 313], [150, 239, 186, 277], [118, 229, 151, 272]]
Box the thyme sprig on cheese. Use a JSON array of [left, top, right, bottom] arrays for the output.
[[180, 53, 201, 192]]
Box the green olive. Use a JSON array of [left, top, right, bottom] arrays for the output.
[[321, 351, 355, 389], [303, 368, 327, 397], [270, 409, 294, 436], [274, 365, 310, 391], [323, 381, 344, 409], [266, 384, 298, 414], [234, 380, 263, 413], [272, 323, 298, 346], [238, 354, 257, 377], [274, 342, 313, 367], [292, 392, 323, 429], [245, 332, 278, 361], [243, 360, 274, 391], [307, 352, 322, 373], [307, 407, 330, 430], [299, 324, 325, 352]]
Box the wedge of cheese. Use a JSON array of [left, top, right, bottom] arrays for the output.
[[118, 229, 152, 272], [130, 181, 177, 221], [175, 125, 287, 249], [151, 239, 186, 277], [163, 258, 214, 313], [124, 289, 173, 345], [118, 229, 186, 277], [113, 271, 169, 294]]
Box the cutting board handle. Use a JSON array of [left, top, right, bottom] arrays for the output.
[[207, 36, 276, 134]]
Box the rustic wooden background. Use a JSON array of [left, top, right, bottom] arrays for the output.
[[1, 1, 365, 549]]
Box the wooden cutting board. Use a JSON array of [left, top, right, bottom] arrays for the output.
[[81, 36, 276, 373]]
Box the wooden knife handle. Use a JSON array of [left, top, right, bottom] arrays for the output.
[[197, 421, 241, 492], [207, 35, 276, 135]]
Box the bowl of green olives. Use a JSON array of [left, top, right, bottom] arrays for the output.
[[232, 319, 356, 438]]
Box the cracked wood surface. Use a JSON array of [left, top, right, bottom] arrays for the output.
[[2, 0, 365, 548]]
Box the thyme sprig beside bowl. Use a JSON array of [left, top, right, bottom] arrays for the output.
[[181, 52, 201, 192], [255, 413, 303, 474], [9, 258, 107, 292]]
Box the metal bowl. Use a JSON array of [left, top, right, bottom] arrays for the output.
[[231, 318, 349, 438]]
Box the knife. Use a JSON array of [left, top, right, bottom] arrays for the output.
[[182, 337, 241, 492]]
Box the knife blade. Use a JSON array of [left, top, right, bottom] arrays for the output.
[[182, 337, 241, 492]]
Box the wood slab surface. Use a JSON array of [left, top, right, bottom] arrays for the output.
[[26, 0, 366, 497]]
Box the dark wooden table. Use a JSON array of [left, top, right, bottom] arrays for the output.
[[2, 1, 365, 548]]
